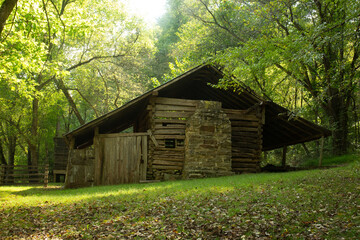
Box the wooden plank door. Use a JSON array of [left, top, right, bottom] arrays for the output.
[[95, 133, 148, 185]]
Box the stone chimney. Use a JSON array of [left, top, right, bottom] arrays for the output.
[[183, 100, 233, 179]]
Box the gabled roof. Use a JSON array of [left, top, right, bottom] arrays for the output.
[[65, 64, 331, 150]]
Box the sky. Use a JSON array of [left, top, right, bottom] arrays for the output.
[[126, 0, 167, 25]]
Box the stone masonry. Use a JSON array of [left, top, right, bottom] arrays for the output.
[[183, 100, 233, 179]]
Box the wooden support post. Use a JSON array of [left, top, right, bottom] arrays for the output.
[[141, 135, 148, 181], [147, 130, 159, 147], [282, 146, 287, 168], [44, 164, 49, 188], [319, 136, 324, 167]]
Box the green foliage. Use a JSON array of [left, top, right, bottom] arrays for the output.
[[148, 0, 190, 82], [163, 0, 360, 154], [300, 154, 359, 167], [0, 0, 156, 166], [1, 157, 359, 238]]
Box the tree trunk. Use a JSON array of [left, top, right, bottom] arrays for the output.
[[30, 98, 39, 167], [8, 135, 16, 165], [0, 0, 18, 37], [325, 89, 349, 156], [0, 140, 7, 165], [27, 146, 32, 166], [55, 79, 85, 125], [7, 135, 16, 183]]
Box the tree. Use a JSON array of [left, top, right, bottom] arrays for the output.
[[149, 0, 189, 82], [168, 0, 359, 155], [0, 0, 155, 168], [0, 0, 18, 36]]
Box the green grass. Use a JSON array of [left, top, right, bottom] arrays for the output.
[[0, 155, 359, 239], [300, 153, 359, 167]]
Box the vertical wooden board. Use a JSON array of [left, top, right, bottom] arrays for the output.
[[93, 136, 100, 185], [96, 133, 149, 185], [104, 138, 109, 184], [99, 137, 104, 184], [116, 136, 121, 184], [102, 138, 109, 184], [124, 137, 129, 184], [135, 136, 142, 182], [119, 136, 125, 184], [141, 136, 148, 181], [107, 138, 113, 184], [108, 137, 116, 185], [130, 137, 135, 182], [139, 139, 144, 181], [111, 137, 117, 184], [130, 136, 137, 183], [114, 137, 119, 183]]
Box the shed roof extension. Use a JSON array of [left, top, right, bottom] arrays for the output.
[[65, 65, 331, 151]]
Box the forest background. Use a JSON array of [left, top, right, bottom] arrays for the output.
[[0, 0, 359, 169]]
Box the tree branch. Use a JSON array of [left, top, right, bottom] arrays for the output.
[[0, 0, 18, 37], [194, 0, 246, 44], [66, 53, 126, 71], [68, 88, 99, 117]]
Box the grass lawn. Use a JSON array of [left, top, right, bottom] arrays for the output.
[[0, 155, 359, 239]]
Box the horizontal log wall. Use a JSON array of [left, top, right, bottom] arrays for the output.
[[54, 137, 69, 171], [146, 97, 263, 179], [224, 108, 263, 173], [147, 97, 197, 180]]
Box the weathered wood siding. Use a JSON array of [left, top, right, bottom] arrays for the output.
[[147, 97, 197, 180], [94, 133, 148, 185], [147, 97, 263, 179], [224, 106, 264, 173], [65, 147, 95, 188], [54, 137, 69, 171]]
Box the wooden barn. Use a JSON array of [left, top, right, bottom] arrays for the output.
[[63, 65, 331, 188], [53, 137, 69, 182]]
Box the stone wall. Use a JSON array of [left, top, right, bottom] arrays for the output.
[[183, 101, 233, 179]]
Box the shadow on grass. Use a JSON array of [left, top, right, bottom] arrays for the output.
[[3, 156, 358, 208], [3, 169, 320, 205]]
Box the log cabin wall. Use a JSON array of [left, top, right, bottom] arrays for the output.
[[224, 105, 264, 173], [65, 147, 95, 188], [147, 97, 197, 180], [146, 97, 264, 180], [54, 137, 69, 172]]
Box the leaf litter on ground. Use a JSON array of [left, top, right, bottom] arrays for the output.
[[0, 159, 359, 239]]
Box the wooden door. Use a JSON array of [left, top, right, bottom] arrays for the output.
[[94, 133, 148, 185]]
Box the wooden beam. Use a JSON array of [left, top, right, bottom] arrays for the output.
[[99, 132, 149, 138], [147, 130, 159, 147]]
